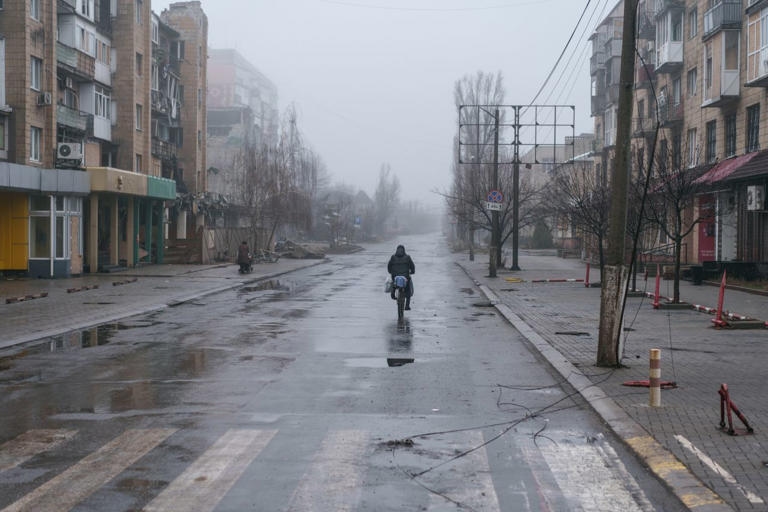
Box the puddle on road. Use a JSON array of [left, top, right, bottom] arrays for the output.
[[555, 331, 591, 337], [0, 319, 169, 369], [345, 357, 415, 368], [241, 280, 289, 293]]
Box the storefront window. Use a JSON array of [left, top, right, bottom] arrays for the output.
[[30, 194, 50, 212], [56, 196, 65, 212], [30, 216, 51, 258]]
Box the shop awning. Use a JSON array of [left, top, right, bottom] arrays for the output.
[[696, 152, 761, 185], [147, 176, 176, 200]]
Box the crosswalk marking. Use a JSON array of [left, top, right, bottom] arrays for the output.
[[286, 430, 368, 512], [535, 436, 653, 512], [426, 431, 501, 511], [143, 429, 277, 512], [0, 428, 176, 512], [0, 430, 77, 473]]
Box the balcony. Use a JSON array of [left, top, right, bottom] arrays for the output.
[[654, 0, 684, 17], [633, 117, 657, 138], [607, 83, 621, 104], [702, 69, 740, 107], [636, 62, 656, 88], [57, 42, 95, 80], [703, 1, 742, 38], [152, 138, 178, 161], [746, 47, 768, 87], [56, 104, 93, 133], [591, 94, 606, 116], [590, 52, 606, 75], [658, 100, 684, 125], [656, 41, 683, 73]]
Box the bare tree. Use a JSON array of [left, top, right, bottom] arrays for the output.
[[449, 71, 505, 257], [372, 163, 401, 237], [550, 161, 611, 268], [644, 137, 708, 303]]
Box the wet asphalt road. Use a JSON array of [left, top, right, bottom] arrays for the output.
[[0, 234, 687, 511]]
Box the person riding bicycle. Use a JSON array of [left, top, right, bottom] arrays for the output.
[[387, 244, 415, 310]]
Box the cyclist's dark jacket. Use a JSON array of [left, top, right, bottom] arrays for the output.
[[387, 245, 415, 277]]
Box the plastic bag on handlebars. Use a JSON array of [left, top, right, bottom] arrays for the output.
[[384, 279, 392, 293]]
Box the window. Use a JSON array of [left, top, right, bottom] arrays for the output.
[[30, 57, 42, 91], [725, 114, 736, 157], [705, 44, 713, 92], [152, 19, 159, 44], [0, 117, 7, 152], [135, 153, 142, 173], [687, 68, 697, 97], [136, 0, 143, 25], [136, 53, 143, 76], [747, 104, 760, 152], [151, 63, 159, 90], [30, 126, 41, 162], [197, 88, 202, 107], [688, 8, 697, 38], [687, 128, 697, 168], [80, 0, 90, 17], [135, 104, 143, 130], [673, 132, 682, 169], [706, 120, 717, 163], [95, 86, 111, 119], [30, 0, 39, 20], [672, 76, 682, 105]]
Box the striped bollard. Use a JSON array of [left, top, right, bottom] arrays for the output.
[[650, 349, 661, 407], [585, 263, 590, 288]]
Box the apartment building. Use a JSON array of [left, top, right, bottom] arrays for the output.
[[591, 0, 768, 267], [160, 1, 207, 259], [206, 48, 279, 260], [0, 0, 207, 277]]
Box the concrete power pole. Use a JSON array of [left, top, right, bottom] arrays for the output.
[[597, 0, 637, 367]]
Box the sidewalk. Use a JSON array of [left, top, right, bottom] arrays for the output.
[[0, 258, 326, 350], [460, 251, 768, 512]]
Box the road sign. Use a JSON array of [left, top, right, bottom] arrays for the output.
[[486, 201, 502, 211], [487, 189, 503, 203]]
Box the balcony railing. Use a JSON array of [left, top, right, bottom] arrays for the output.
[[703, 1, 742, 37], [590, 52, 606, 75], [152, 138, 178, 161], [56, 42, 95, 80], [659, 100, 684, 124], [656, 41, 683, 73], [654, 0, 685, 17], [56, 104, 93, 133], [633, 117, 657, 137]]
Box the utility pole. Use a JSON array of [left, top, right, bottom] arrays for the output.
[[489, 109, 500, 277], [597, 0, 637, 367], [510, 106, 521, 270]]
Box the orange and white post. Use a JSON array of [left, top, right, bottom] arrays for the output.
[[649, 349, 661, 407]]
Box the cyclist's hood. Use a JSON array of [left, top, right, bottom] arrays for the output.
[[395, 245, 405, 257]]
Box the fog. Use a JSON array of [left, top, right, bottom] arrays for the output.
[[155, 0, 603, 205]]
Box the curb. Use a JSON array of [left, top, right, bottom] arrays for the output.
[[457, 263, 734, 512]]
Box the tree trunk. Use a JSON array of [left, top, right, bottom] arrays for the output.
[[674, 237, 682, 303]]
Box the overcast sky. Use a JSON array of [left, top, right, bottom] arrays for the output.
[[155, 0, 610, 205]]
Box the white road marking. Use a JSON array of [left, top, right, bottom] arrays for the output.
[[675, 434, 765, 505], [425, 431, 501, 511], [286, 430, 368, 512], [536, 435, 652, 512], [143, 429, 277, 512], [1, 428, 176, 512], [0, 430, 77, 472]]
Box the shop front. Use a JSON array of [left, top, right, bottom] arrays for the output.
[[0, 163, 90, 278]]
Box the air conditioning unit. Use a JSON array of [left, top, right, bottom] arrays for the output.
[[65, 77, 74, 89], [747, 185, 764, 211], [37, 92, 52, 106], [57, 142, 83, 160]]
